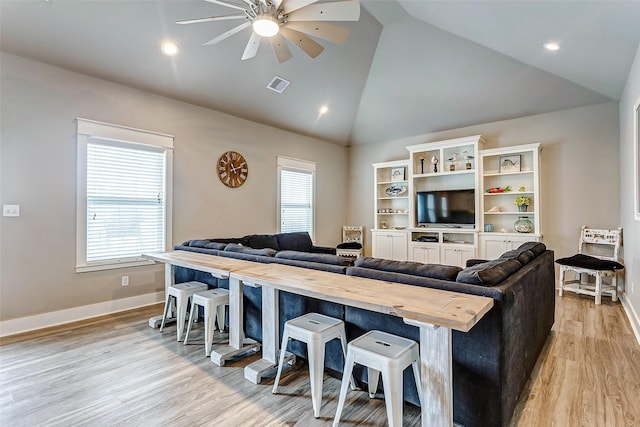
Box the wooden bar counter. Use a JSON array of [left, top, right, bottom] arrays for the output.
[[230, 263, 494, 427], [144, 251, 262, 365]]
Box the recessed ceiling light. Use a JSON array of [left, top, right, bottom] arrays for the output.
[[161, 41, 179, 56], [319, 105, 329, 115], [543, 42, 560, 51]]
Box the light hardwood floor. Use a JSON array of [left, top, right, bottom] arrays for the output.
[[1, 293, 638, 426]]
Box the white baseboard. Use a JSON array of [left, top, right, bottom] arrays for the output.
[[621, 292, 640, 346], [0, 292, 164, 338]]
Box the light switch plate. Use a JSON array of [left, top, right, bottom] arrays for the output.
[[2, 205, 20, 217]]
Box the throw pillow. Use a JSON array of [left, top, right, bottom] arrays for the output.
[[516, 242, 546, 256], [354, 257, 462, 281], [242, 234, 280, 250], [275, 232, 313, 252], [456, 258, 522, 286], [500, 249, 535, 265]]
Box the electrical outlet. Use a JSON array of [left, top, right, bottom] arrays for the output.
[[121, 276, 129, 287], [2, 205, 20, 217]]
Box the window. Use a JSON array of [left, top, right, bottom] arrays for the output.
[[76, 118, 173, 272], [277, 156, 315, 239]]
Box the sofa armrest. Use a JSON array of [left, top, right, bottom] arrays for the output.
[[310, 245, 337, 255]]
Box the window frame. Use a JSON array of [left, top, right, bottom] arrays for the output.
[[76, 118, 174, 272], [635, 97, 640, 221], [276, 156, 316, 240]]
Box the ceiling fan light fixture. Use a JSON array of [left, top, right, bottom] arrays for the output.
[[543, 42, 560, 51], [161, 41, 179, 56], [253, 15, 279, 38]]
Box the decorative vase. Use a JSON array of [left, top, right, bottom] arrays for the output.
[[518, 205, 528, 212], [514, 216, 533, 233]]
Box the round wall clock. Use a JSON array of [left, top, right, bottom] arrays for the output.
[[217, 150, 248, 188]]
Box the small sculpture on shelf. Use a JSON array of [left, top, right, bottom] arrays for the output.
[[431, 156, 438, 173], [463, 150, 474, 170], [420, 157, 425, 174], [447, 152, 458, 171]]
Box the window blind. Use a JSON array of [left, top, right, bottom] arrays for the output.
[[86, 140, 166, 263], [280, 168, 313, 237]]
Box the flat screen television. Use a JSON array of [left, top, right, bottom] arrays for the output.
[[416, 189, 475, 226]]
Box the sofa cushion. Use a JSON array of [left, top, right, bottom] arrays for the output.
[[456, 258, 522, 286], [184, 239, 213, 248], [516, 242, 546, 257], [275, 232, 313, 252], [241, 234, 280, 250], [276, 250, 352, 266], [556, 253, 624, 271], [224, 243, 277, 257], [500, 249, 535, 265], [203, 242, 228, 250], [211, 237, 245, 245], [354, 257, 462, 281]]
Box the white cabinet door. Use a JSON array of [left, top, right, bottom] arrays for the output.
[[505, 235, 537, 251], [441, 245, 475, 268], [479, 235, 507, 260], [409, 244, 440, 264], [458, 246, 475, 267], [479, 234, 541, 259], [372, 231, 408, 261], [441, 246, 460, 266]]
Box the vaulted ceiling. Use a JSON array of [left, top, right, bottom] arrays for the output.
[[1, 0, 639, 146]]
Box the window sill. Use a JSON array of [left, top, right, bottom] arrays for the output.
[[75, 259, 156, 273]]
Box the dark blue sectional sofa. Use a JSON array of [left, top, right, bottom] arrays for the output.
[[174, 233, 555, 427]]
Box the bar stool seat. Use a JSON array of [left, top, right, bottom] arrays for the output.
[[272, 312, 351, 418], [184, 288, 230, 356], [160, 281, 208, 341], [333, 330, 423, 427]]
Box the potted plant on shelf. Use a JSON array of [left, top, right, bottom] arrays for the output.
[[514, 196, 532, 212]]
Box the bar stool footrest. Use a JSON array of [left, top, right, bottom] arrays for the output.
[[245, 351, 296, 384]]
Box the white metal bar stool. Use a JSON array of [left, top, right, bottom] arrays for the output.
[[272, 312, 351, 418], [183, 288, 230, 356], [160, 281, 208, 341], [333, 330, 423, 427]]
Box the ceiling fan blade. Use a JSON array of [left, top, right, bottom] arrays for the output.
[[269, 33, 293, 63], [285, 21, 350, 45], [175, 15, 246, 25], [280, 27, 324, 58], [204, 0, 247, 12], [272, 0, 284, 10], [242, 32, 261, 60], [286, 0, 360, 22], [282, 0, 318, 14], [203, 21, 251, 45]]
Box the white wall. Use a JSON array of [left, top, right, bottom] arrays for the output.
[[0, 53, 348, 323], [348, 102, 621, 264], [619, 44, 640, 340]]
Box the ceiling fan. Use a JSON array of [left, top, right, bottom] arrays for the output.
[[176, 0, 360, 63]]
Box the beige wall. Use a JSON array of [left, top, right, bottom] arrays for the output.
[[619, 44, 640, 336], [0, 53, 348, 322], [348, 102, 621, 263]]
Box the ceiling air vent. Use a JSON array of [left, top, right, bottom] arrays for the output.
[[267, 76, 291, 94]]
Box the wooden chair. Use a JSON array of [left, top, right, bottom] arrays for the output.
[[557, 226, 624, 305], [336, 226, 363, 258]]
